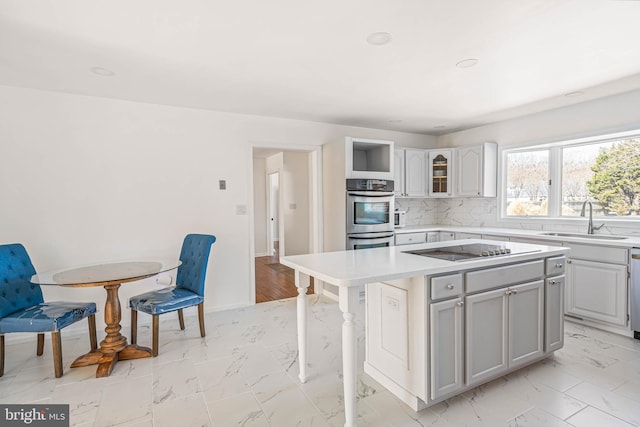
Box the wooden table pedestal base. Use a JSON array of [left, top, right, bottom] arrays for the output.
[[70, 283, 152, 377]]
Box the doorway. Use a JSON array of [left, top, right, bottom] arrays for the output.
[[251, 146, 321, 303]]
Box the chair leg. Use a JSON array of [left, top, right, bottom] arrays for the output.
[[178, 309, 185, 330], [88, 314, 98, 351], [198, 303, 206, 338], [131, 309, 138, 345], [152, 316, 159, 357], [51, 331, 63, 378], [37, 333, 45, 356], [0, 335, 4, 377]]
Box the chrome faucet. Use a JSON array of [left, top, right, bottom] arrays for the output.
[[580, 200, 604, 234]]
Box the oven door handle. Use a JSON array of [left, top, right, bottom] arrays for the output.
[[347, 191, 394, 197], [348, 232, 395, 239]]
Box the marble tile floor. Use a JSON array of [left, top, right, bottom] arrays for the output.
[[1, 294, 640, 427]]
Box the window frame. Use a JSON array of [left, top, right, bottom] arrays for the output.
[[498, 128, 640, 224]]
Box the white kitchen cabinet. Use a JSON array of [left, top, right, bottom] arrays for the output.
[[466, 280, 544, 386], [430, 297, 464, 400], [428, 149, 453, 197], [564, 243, 628, 327], [455, 142, 497, 197], [482, 234, 510, 242], [455, 232, 481, 240], [394, 148, 427, 197], [565, 258, 627, 326], [426, 232, 440, 243], [465, 287, 508, 386], [545, 275, 564, 352], [439, 231, 455, 241], [395, 232, 427, 246], [508, 280, 544, 368]]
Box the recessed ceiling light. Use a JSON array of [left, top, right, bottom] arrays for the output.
[[389, 119, 403, 123], [455, 58, 479, 69], [90, 66, 116, 77], [366, 32, 392, 46], [564, 91, 584, 98]]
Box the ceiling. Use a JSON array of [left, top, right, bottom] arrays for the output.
[[1, 0, 640, 135]]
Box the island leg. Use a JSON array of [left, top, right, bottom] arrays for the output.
[[339, 285, 360, 427], [295, 271, 311, 383]]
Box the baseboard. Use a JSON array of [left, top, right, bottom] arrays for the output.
[[364, 362, 426, 412], [254, 252, 270, 257]]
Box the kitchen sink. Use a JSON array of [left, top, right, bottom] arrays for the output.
[[538, 232, 627, 240]]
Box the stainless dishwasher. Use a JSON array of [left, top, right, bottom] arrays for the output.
[[632, 248, 640, 340]]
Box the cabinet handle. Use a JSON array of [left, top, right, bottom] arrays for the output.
[[505, 290, 512, 295], [446, 284, 455, 290], [555, 263, 563, 268], [567, 260, 572, 264], [549, 280, 558, 285], [456, 301, 464, 307], [511, 289, 518, 295]]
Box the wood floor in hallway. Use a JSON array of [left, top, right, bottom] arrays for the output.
[[255, 243, 314, 303]]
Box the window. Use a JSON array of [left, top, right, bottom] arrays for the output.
[[505, 150, 549, 216], [502, 131, 640, 219]]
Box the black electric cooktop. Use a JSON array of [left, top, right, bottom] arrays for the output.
[[403, 243, 538, 262]]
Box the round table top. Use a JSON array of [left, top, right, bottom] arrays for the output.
[[31, 259, 181, 287]]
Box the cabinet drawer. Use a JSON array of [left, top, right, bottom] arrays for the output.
[[564, 243, 628, 264], [545, 256, 565, 275], [396, 232, 427, 246], [431, 274, 463, 300], [466, 260, 544, 294]]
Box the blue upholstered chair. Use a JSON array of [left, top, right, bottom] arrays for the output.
[[129, 234, 216, 356], [0, 243, 97, 378]]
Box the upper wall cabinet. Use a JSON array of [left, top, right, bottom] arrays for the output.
[[345, 137, 394, 180], [428, 149, 453, 197], [395, 148, 427, 197], [455, 142, 498, 197]]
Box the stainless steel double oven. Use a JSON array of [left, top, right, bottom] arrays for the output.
[[346, 179, 395, 250]]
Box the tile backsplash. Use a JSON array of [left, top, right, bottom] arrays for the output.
[[394, 198, 437, 226], [396, 197, 640, 237]]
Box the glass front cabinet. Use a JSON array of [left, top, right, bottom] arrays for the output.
[[428, 149, 453, 197]]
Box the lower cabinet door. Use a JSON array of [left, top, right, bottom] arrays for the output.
[[508, 280, 544, 367], [545, 276, 565, 352], [430, 298, 464, 400], [565, 259, 627, 326], [465, 288, 509, 386]]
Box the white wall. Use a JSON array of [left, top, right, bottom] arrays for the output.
[[282, 151, 310, 256], [0, 85, 433, 335], [252, 157, 268, 256], [438, 89, 640, 148]]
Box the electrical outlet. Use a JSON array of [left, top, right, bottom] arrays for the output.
[[236, 204, 247, 215]]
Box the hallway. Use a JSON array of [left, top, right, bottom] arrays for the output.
[[255, 243, 314, 303]]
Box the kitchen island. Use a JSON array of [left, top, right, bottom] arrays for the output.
[[281, 239, 569, 427]]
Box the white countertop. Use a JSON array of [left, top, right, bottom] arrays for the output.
[[394, 225, 640, 248], [281, 239, 569, 288]]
